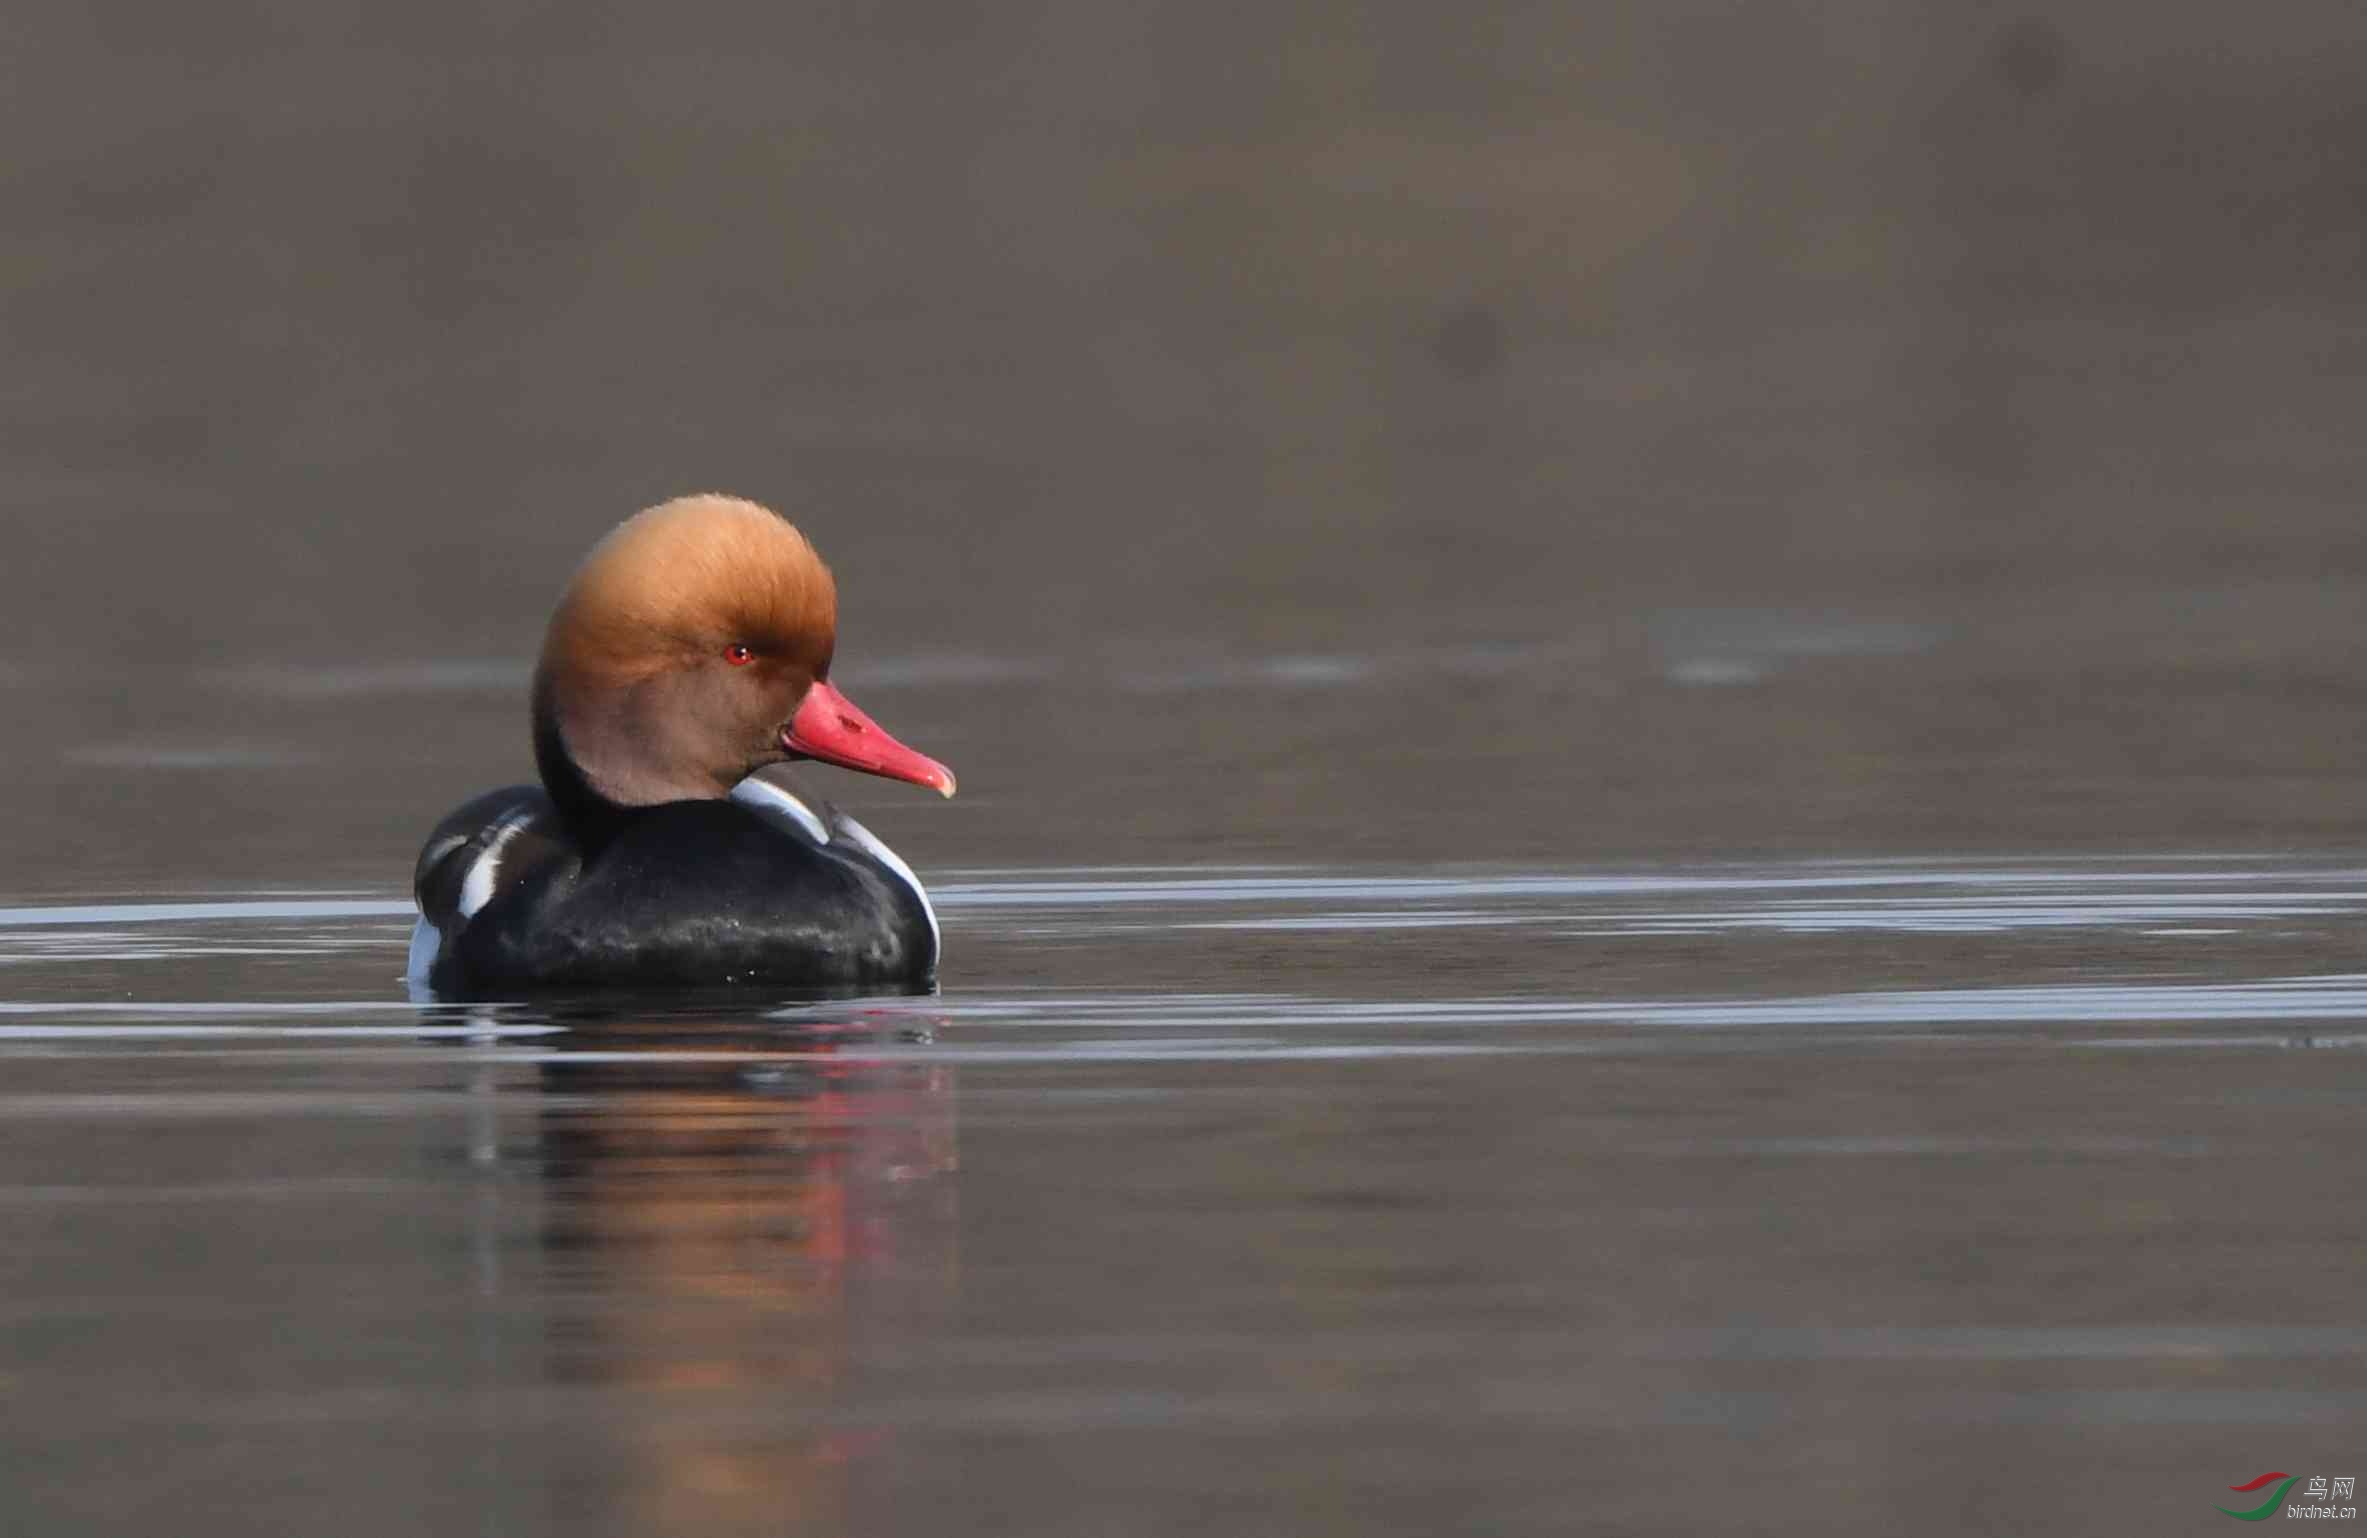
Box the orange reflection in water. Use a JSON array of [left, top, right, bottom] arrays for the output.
[[524, 1005, 956, 1534]]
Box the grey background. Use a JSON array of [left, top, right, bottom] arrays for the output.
[[8, 2, 2366, 888]]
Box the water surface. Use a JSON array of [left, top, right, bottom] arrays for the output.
[[6, 854, 2364, 1534]]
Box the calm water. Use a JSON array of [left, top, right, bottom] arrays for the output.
[[7, 847, 2366, 1534]]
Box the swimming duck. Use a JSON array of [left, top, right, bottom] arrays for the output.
[[407, 495, 954, 994]]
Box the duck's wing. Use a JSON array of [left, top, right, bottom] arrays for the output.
[[409, 785, 573, 988], [734, 764, 942, 964], [727, 766, 836, 845], [824, 804, 941, 962]]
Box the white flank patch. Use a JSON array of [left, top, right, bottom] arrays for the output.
[[414, 830, 472, 881], [837, 813, 941, 959], [457, 806, 535, 919], [731, 777, 831, 844], [404, 916, 442, 986]]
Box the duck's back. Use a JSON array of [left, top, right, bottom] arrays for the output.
[[409, 770, 939, 994]]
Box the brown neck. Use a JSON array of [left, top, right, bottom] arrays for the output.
[[531, 663, 733, 844], [532, 671, 631, 845]]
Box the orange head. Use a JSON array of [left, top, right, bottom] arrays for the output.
[[532, 494, 954, 813]]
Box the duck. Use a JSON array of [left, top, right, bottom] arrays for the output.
[[407, 494, 955, 995]]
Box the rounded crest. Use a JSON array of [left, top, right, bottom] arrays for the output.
[[544, 494, 838, 679]]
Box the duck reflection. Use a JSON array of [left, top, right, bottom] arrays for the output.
[[461, 993, 958, 1533]]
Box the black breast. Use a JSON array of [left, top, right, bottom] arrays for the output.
[[428, 796, 937, 994]]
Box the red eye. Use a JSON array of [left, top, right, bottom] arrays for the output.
[[723, 643, 755, 666]]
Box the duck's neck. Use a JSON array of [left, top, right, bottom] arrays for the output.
[[531, 670, 643, 852]]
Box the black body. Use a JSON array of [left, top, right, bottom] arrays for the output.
[[411, 769, 938, 995]]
